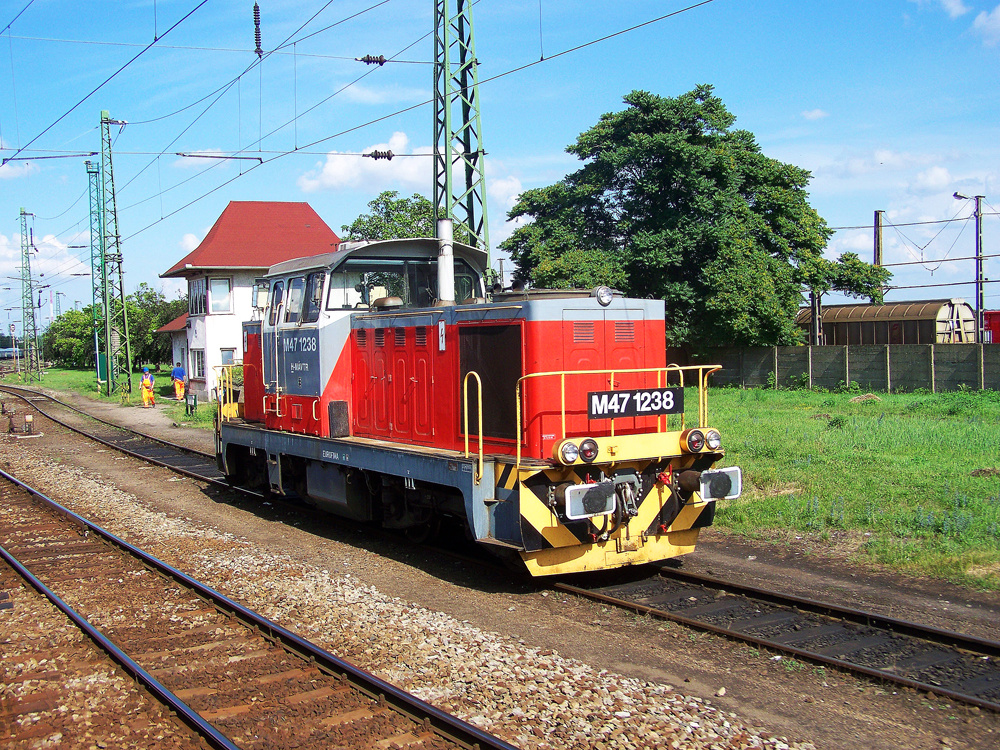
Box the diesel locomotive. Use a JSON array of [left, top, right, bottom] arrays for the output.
[[215, 230, 742, 576]]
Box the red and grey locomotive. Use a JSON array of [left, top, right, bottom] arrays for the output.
[[216, 231, 741, 576]]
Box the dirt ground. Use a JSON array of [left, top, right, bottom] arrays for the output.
[[5, 389, 999, 750]]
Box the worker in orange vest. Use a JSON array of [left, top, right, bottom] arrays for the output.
[[140, 367, 156, 408], [170, 362, 186, 400]]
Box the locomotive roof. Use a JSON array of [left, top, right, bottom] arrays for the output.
[[265, 237, 487, 277]]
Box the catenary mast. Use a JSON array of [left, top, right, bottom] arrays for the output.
[[86, 159, 106, 383], [433, 0, 490, 265], [18, 209, 42, 382], [99, 111, 133, 398]]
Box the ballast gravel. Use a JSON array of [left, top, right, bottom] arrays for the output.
[[3, 449, 814, 750]]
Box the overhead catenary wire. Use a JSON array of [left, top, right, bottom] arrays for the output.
[[1, 0, 209, 166], [23, 0, 722, 268]]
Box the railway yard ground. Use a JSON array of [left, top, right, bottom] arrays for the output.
[[2, 387, 999, 749]]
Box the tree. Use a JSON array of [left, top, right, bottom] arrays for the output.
[[341, 190, 472, 244], [43, 308, 96, 368], [127, 283, 187, 367], [501, 86, 890, 346], [341, 191, 436, 240]]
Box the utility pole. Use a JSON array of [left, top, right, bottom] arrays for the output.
[[18, 208, 42, 382], [433, 0, 490, 265], [973, 195, 984, 344], [86, 159, 106, 383], [99, 111, 133, 398], [954, 193, 986, 343], [874, 210, 884, 267]]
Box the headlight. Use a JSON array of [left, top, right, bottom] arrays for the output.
[[591, 286, 614, 307], [579, 438, 599, 462], [559, 441, 580, 464], [705, 429, 721, 450], [681, 429, 705, 453]]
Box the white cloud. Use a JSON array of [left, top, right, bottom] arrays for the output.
[[181, 233, 201, 252], [912, 165, 953, 191], [973, 5, 1000, 45], [801, 109, 829, 121], [335, 83, 430, 106], [940, 0, 971, 18], [297, 132, 430, 193], [172, 150, 231, 170], [0, 160, 39, 180], [909, 0, 971, 18]]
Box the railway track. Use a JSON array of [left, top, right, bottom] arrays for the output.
[[0, 467, 517, 750], [555, 567, 1000, 713], [7, 385, 1000, 720], [0, 385, 226, 485]]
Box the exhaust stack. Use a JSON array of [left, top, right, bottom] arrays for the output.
[[436, 218, 456, 306]]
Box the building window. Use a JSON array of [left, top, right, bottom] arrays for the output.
[[188, 278, 207, 315], [220, 348, 235, 366], [191, 349, 206, 379], [209, 278, 232, 313]]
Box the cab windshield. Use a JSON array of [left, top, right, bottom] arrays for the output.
[[326, 257, 481, 309]]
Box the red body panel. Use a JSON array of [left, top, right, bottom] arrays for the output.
[[349, 315, 667, 460], [242, 325, 265, 423]]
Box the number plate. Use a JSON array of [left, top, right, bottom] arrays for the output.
[[588, 387, 683, 419]]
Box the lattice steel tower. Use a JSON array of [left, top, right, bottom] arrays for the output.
[[18, 208, 41, 381], [99, 111, 133, 397], [86, 159, 107, 382], [433, 0, 490, 261]]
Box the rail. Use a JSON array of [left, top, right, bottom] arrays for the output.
[[462, 371, 484, 484], [514, 364, 721, 469]]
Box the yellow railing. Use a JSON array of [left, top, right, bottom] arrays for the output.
[[462, 371, 484, 484], [514, 364, 721, 468], [215, 364, 242, 422]]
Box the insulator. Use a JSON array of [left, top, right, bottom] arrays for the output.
[[358, 54, 387, 66], [254, 3, 263, 59], [364, 150, 394, 161]]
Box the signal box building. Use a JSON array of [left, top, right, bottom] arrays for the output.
[[161, 201, 341, 400]]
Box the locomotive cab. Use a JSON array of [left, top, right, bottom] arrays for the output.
[[219, 237, 742, 576]]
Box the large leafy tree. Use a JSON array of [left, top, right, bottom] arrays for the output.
[[128, 283, 187, 367], [501, 86, 890, 346], [341, 191, 436, 240]]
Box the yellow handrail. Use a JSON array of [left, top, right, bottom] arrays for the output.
[[514, 364, 721, 469], [462, 371, 484, 484]]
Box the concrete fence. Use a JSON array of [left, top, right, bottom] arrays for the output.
[[669, 344, 1000, 392]]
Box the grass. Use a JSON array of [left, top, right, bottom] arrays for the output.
[[706, 386, 1000, 590], [1, 366, 218, 428]]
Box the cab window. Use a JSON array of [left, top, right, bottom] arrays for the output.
[[284, 277, 306, 323], [302, 272, 325, 323], [268, 281, 284, 326]]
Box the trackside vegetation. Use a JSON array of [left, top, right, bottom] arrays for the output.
[[708, 386, 1000, 590]]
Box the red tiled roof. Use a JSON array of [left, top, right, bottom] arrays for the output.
[[155, 312, 188, 333], [162, 201, 341, 278]]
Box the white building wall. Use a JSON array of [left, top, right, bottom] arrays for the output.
[[184, 270, 261, 400]]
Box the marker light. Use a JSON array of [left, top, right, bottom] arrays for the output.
[[579, 438, 599, 462]]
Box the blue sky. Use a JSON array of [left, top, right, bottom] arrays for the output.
[[1, 0, 998, 332]]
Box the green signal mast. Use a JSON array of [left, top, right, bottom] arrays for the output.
[[433, 0, 490, 264], [18, 208, 42, 382], [86, 159, 106, 383], [99, 111, 133, 398]]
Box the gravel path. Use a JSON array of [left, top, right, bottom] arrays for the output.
[[2, 438, 807, 750]]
